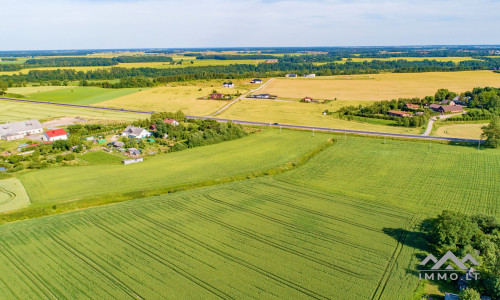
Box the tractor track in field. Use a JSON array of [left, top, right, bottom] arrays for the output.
[[0, 187, 15, 206]]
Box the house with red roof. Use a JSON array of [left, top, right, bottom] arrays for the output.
[[42, 129, 68, 142], [164, 118, 179, 126]]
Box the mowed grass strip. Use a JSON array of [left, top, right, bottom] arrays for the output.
[[0, 100, 145, 122], [18, 129, 332, 204], [0, 178, 30, 213], [258, 71, 500, 101], [79, 151, 125, 165]]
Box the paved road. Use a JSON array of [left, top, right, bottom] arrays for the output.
[[0, 97, 481, 142], [422, 112, 466, 136], [208, 78, 274, 117]]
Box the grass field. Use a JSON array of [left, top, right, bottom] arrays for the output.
[[0, 178, 30, 213], [18, 129, 331, 204], [79, 151, 125, 165], [434, 123, 487, 139], [12, 87, 146, 105], [0, 136, 498, 299], [96, 85, 246, 116], [0, 101, 145, 122], [219, 99, 421, 134], [258, 71, 500, 101]]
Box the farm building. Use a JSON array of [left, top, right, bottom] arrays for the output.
[[42, 129, 68, 142], [0, 120, 43, 140], [431, 105, 464, 114], [164, 118, 179, 126], [209, 93, 224, 100], [440, 99, 456, 106], [264, 59, 278, 63], [405, 104, 419, 110], [452, 96, 470, 105], [128, 148, 141, 156], [388, 110, 411, 117], [302, 96, 314, 102], [285, 74, 297, 78], [249, 94, 277, 100], [3, 133, 24, 141], [121, 126, 151, 139], [250, 79, 263, 84], [222, 82, 235, 88], [122, 158, 144, 165], [303, 74, 316, 78]]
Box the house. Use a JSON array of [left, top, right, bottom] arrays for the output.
[[440, 99, 456, 106], [303, 74, 316, 78], [128, 148, 141, 156], [405, 103, 419, 110], [150, 124, 157, 131], [458, 268, 477, 291], [122, 158, 144, 165], [113, 141, 125, 148], [453, 96, 470, 105], [85, 136, 95, 141], [0, 120, 43, 140], [388, 110, 411, 117], [210, 93, 224, 100], [302, 96, 314, 102], [222, 82, 234, 88], [285, 74, 297, 78], [264, 59, 278, 63], [414, 111, 425, 116], [164, 118, 179, 126], [3, 133, 24, 141], [121, 126, 151, 139], [250, 79, 263, 84], [42, 129, 68, 142], [431, 105, 464, 114]]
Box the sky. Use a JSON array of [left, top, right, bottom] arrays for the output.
[[1, 0, 499, 50]]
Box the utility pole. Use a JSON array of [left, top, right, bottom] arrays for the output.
[[312, 129, 315, 137], [344, 132, 346, 140], [478, 139, 481, 151], [280, 125, 281, 134], [429, 139, 431, 148], [384, 136, 386, 144]]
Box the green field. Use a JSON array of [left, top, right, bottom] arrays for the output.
[[79, 151, 125, 165], [11, 86, 145, 105], [1, 135, 498, 299], [0, 100, 145, 122], [18, 129, 331, 204], [0, 178, 30, 213]]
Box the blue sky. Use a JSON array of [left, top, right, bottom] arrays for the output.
[[1, 0, 499, 50]]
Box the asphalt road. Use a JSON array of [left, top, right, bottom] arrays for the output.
[[0, 97, 481, 143]]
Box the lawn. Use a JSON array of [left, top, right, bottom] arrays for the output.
[[433, 123, 488, 139], [79, 151, 125, 165], [18, 129, 332, 204], [14, 86, 146, 105], [0, 135, 498, 299], [258, 71, 500, 101], [96, 84, 249, 116], [0, 178, 30, 213], [0, 100, 145, 122], [218, 99, 421, 134]]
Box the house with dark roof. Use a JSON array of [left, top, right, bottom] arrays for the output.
[[249, 94, 277, 99], [0, 120, 43, 140], [431, 105, 464, 114], [250, 79, 263, 84], [223, 82, 234, 88], [302, 96, 314, 102], [128, 148, 141, 156], [285, 74, 297, 78], [42, 129, 68, 142]]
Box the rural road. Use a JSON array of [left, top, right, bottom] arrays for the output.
[[208, 78, 275, 117], [422, 112, 467, 136], [0, 97, 481, 143]]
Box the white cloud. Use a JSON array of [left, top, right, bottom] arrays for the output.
[[0, 0, 499, 50]]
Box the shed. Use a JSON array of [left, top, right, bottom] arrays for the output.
[[122, 158, 144, 165]]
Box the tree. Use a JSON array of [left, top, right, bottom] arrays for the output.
[[481, 117, 500, 148], [0, 81, 8, 95], [458, 288, 480, 300]]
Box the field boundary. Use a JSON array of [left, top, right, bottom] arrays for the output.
[[0, 138, 334, 224]]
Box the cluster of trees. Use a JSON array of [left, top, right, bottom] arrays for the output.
[[2, 58, 499, 88], [23, 56, 174, 67], [426, 211, 500, 299], [195, 54, 280, 60], [482, 117, 500, 148], [79, 76, 154, 88], [334, 98, 434, 127], [132, 111, 247, 151], [464, 87, 500, 111], [447, 109, 495, 122]]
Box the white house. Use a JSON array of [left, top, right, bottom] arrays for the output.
[[42, 129, 68, 142], [121, 125, 151, 139], [223, 82, 235, 88], [0, 120, 43, 140], [3, 133, 24, 141], [303, 74, 316, 78]]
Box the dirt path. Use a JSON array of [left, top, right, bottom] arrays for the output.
[[422, 112, 466, 136]]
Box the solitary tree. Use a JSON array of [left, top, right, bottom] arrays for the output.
[[458, 288, 480, 300], [482, 117, 500, 148], [0, 81, 8, 95]]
